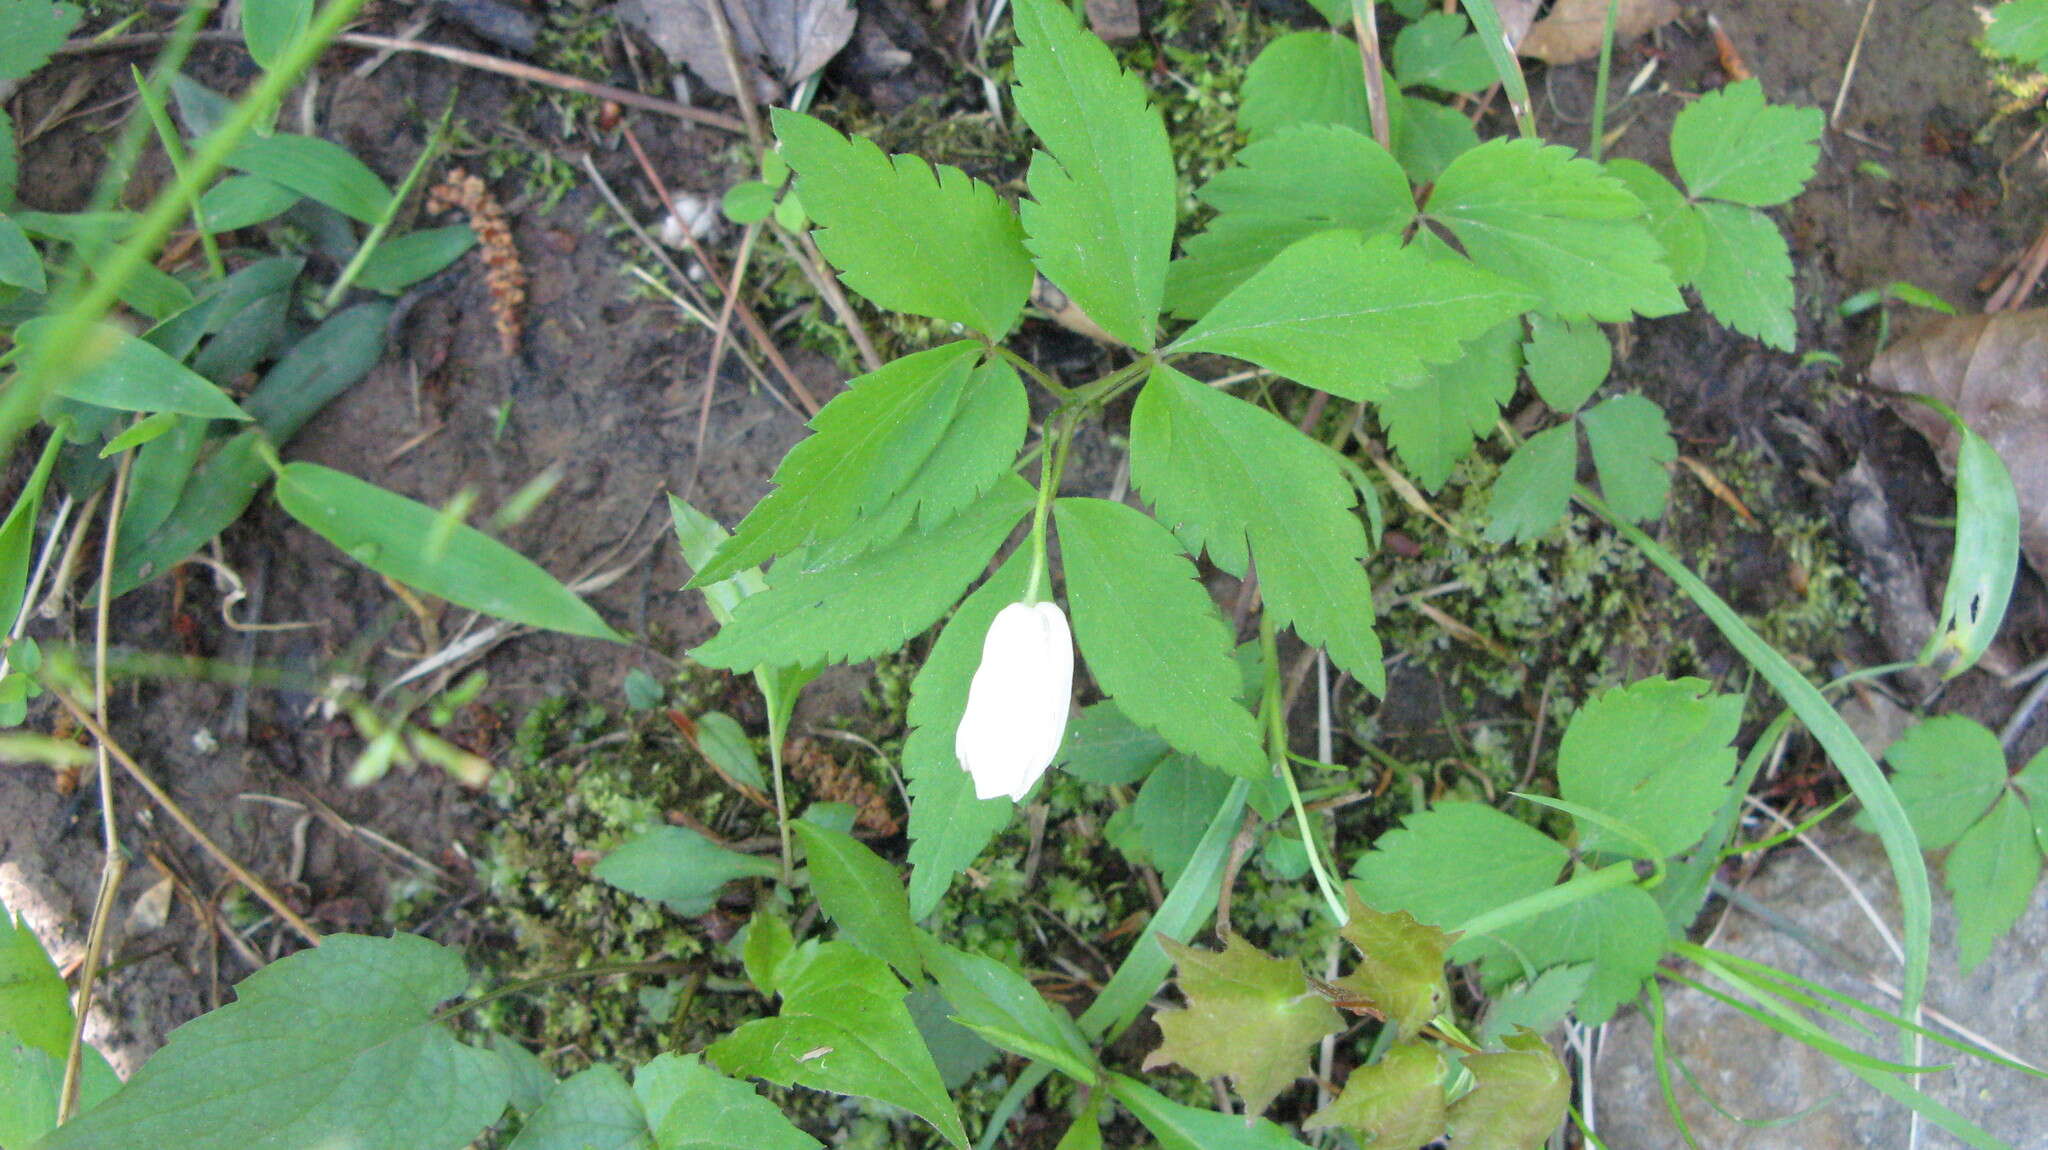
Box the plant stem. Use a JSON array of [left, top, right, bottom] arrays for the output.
[[1349, 0, 1393, 152], [1587, 0, 1621, 162], [1059, 353, 1155, 415], [993, 344, 1072, 401], [759, 673, 797, 885], [1452, 858, 1640, 940], [1022, 414, 1071, 605], [1261, 611, 1348, 926], [321, 94, 459, 313]]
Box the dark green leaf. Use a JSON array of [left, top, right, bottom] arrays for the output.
[[1581, 391, 1674, 523], [505, 1064, 647, 1150], [1692, 200, 1796, 350], [227, 133, 394, 224], [1121, 754, 1235, 882], [241, 301, 395, 440], [1055, 497, 1265, 779], [0, 429, 63, 633], [1880, 716, 2009, 852], [1302, 1040, 1445, 1149], [773, 110, 1033, 338], [1379, 320, 1521, 491], [1475, 964, 1594, 1048], [594, 827, 779, 916], [354, 225, 477, 295], [793, 822, 921, 980], [1603, 158, 1704, 283], [1481, 421, 1577, 544], [917, 937, 1095, 1081], [1057, 700, 1173, 785], [636, 1053, 822, 1150], [1171, 230, 1531, 402], [1351, 802, 1567, 939], [691, 712, 765, 791], [1670, 78, 1822, 208], [197, 174, 301, 232], [106, 431, 268, 596], [1945, 793, 2040, 974], [1393, 11, 1493, 93], [1106, 1074, 1310, 1150], [1520, 315, 1609, 414], [1011, 0, 1176, 349], [1556, 677, 1743, 858], [1240, 31, 1373, 143], [1394, 93, 1480, 184], [491, 1035, 553, 1116], [21, 319, 249, 420]]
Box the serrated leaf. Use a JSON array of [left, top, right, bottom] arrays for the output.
[[917, 937, 1096, 1082], [1332, 889, 1454, 1034], [690, 475, 1032, 669], [1055, 497, 1265, 779], [1444, 1033, 1570, 1150], [793, 822, 921, 980], [0, 0, 79, 83], [1481, 421, 1578, 544], [226, 132, 394, 224], [1106, 1074, 1310, 1150], [1011, 0, 1176, 349], [2014, 747, 2048, 855], [1581, 392, 1674, 524], [1475, 964, 1595, 1048], [1989, 0, 2048, 63], [1880, 716, 2009, 852], [36, 935, 507, 1150], [1556, 677, 1743, 858], [1945, 793, 2040, 974], [707, 942, 967, 1149], [594, 827, 780, 916], [0, 903, 70, 1060], [1351, 803, 1568, 939], [1130, 364, 1384, 692], [1670, 78, 1822, 208], [1166, 124, 1413, 320], [1476, 885, 1666, 1022], [1124, 754, 1236, 882], [1393, 11, 1493, 93], [1378, 321, 1521, 491], [772, 110, 1032, 338], [692, 342, 981, 585], [1604, 158, 1705, 283], [20, 318, 251, 421], [505, 1064, 647, 1150], [276, 462, 622, 641], [1301, 1041, 1445, 1149], [1692, 201, 1796, 350], [903, 550, 1030, 917], [1521, 315, 1610, 414], [1171, 230, 1532, 403], [635, 1053, 821, 1150], [1239, 30, 1374, 143], [1056, 700, 1173, 785], [1426, 137, 1683, 321]]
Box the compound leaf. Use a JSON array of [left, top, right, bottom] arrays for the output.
[[1239, 30, 1373, 142], [1444, 1033, 1570, 1150], [1670, 78, 1822, 208], [1880, 715, 2008, 852], [1378, 321, 1522, 492], [1011, 0, 1175, 349], [691, 342, 981, 586], [594, 827, 780, 916], [1426, 137, 1682, 322], [793, 823, 921, 981], [1481, 421, 1578, 544], [772, 110, 1032, 338], [1332, 890, 1454, 1035], [1580, 392, 1675, 524], [1945, 793, 2040, 974], [36, 935, 508, 1150], [1604, 158, 1705, 283], [1131, 364, 1384, 693], [635, 1054, 820, 1150], [1172, 230, 1531, 403], [1692, 200, 1796, 350], [1055, 497, 1265, 779], [1556, 677, 1743, 859], [1520, 315, 1609, 414], [707, 942, 966, 1149], [1145, 936, 1341, 1116], [1301, 1041, 1445, 1149]]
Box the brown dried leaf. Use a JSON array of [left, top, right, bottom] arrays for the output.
[[619, 0, 856, 100], [1517, 0, 1678, 65], [1870, 309, 2048, 575]]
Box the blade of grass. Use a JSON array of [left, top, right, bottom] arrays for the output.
[[1459, 0, 1535, 135], [319, 92, 459, 313], [1646, 980, 1704, 1150], [129, 64, 224, 279]]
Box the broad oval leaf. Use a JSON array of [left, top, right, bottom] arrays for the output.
[[197, 174, 301, 232], [20, 318, 249, 421], [227, 132, 394, 224], [240, 0, 312, 69], [355, 225, 477, 295], [792, 822, 921, 980], [504, 1064, 647, 1150], [1239, 30, 1374, 143], [593, 826, 780, 916], [275, 462, 621, 641]]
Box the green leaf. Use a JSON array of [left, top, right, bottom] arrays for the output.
[[1106, 1074, 1310, 1150], [594, 826, 779, 916], [492, 1035, 554, 1116], [1604, 158, 1705, 283], [1580, 392, 1675, 524], [691, 711, 766, 791], [0, 0, 79, 83], [241, 0, 312, 69], [1692, 200, 1796, 350], [1130, 364, 1384, 692], [0, 213, 44, 292], [1394, 93, 1481, 184], [1670, 78, 1822, 208], [100, 410, 179, 457], [0, 901, 71, 1060], [505, 1064, 648, 1150], [1476, 964, 1595, 1048], [1, 1037, 118, 1150], [691, 342, 981, 586], [36, 935, 507, 1150], [1444, 1032, 1571, 1150], [742, 909, 795, 997], [106, 431, 268, 597], [227, 132, 394, 224], [707, 942, 967, 1149], [1055, 497, 1265, 779], [1239, 31, 1373, 143], [197, 174, 301, 231], [0, 110, 17, 208], [20, 318, 250, 420], [1393, 11, 1493, 93], [1352, 802, 1567, 935], [1877, 716, 2009, 852], [1166, 124, 1412, 320], [690, 475, 1032, 670], [1921, 409, 2022, 679], [0, 429, 63, 633], [917, 937, 1096, 1082], [2013, 747, 2048, 855], [722, 181, 776, 224], [1332, 890, 1453, 1035], [1482, 421, 1577, 544], [668, 497, 769, 627], [1301, 1040, 1445, 1149], [1057, 700, 1173, 786], [1426, 137, 1683, 322], [276, 462, 621, 641], [1556, 677, 1743, 858], [1481, 885, 1666, 1022], [773, 110, 1032, 339], [1520, 315, 1609, 414], [1171, 230, 1531, 403], [354, 225, 477, 295], [1989, 0, 2048, 63], [1145, 935, 1341, 1117], [793, 822, 921, 980], [1378, 321, 1521, 491], [241, 300, 392, 441], [1010, 0, 1176, 349], [635, 1053, 821, 1150], [903, 550, 1029, 917], [1945, 793, 2040, 974], [1120, 754, 1236, 882]]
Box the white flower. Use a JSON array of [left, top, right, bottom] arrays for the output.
[[955, 600, 1074, 801]]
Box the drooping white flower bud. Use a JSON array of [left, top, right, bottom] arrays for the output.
[[955, 600, 1074, 802]]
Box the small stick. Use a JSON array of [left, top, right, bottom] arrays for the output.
[[779, 223, 884, 373], [1349, 0, 1393, 151], [1830, 0, 1880, 126], [705, 0, 766, 154]]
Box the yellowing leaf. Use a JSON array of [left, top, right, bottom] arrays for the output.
[[1332, 889, 1454, 1035], [1302, 1041, 1446, 1149], [1445, 1032, 1570, 1150], [1144, 935, 1342, 1117]]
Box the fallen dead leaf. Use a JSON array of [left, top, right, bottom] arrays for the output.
[[1870, 309, 2048, 575], [1517, 0, 1678, 65], [1085, 0, 1141, 42], [618, 0, 856, 101], [1495, 0, 1544, 52]]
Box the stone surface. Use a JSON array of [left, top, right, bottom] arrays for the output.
[[1597, 829, 2048, 1149]]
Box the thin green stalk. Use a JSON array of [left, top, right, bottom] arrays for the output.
[[321, 93, 460, 313], [1022, 414, 1071, 605], [1061, 353, 1155, 414], [0, 0, 374, 462], [761, 675, 797, 885], [992, 345, 1071, 401], [1262, 610, 1347, 925], [1450, 858, 1639, 940], [130, 64, 224, 279], [1587, 0, 1621, 163]]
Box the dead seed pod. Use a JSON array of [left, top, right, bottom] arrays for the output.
[[427, 168, 529, 357]]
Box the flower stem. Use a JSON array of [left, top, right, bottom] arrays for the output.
[[1260, 611, 1349, 926], [1022, 413, 1071, 605]]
